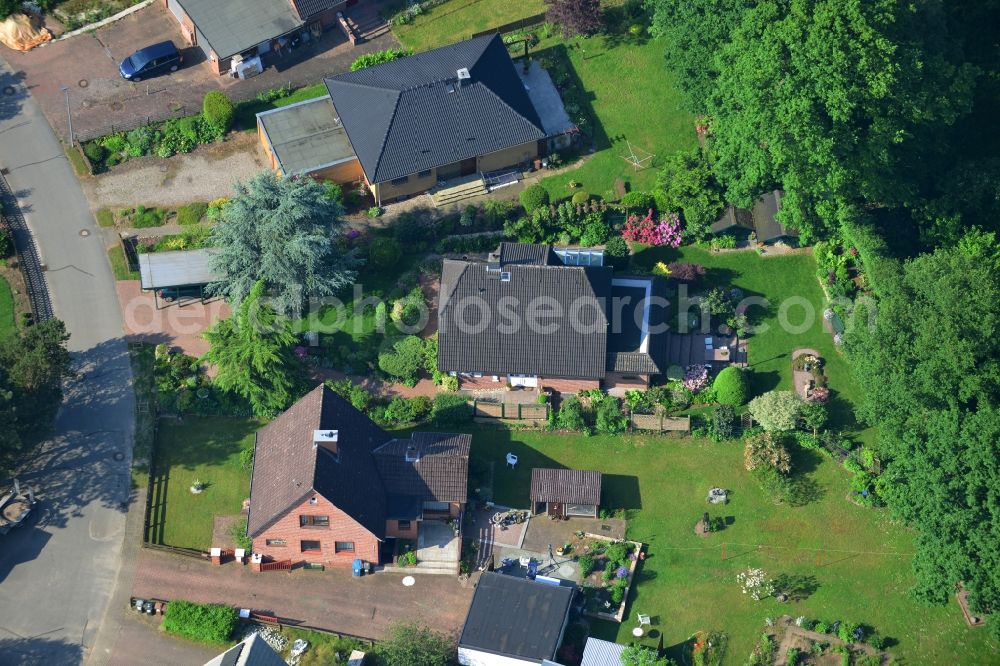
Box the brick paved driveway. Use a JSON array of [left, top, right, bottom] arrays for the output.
[[132, 548, 475, 639], [1, 2, 397, 141]]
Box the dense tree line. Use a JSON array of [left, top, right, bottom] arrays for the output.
[[647, 0, 1000, 247], [845, 232, 1000, 637], [0, 319, 73, 470]]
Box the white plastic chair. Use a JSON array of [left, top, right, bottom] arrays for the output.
[[638, 613, 651, 626], [506, 452, 518, 469]]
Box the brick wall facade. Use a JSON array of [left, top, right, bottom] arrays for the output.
[[541, 377, 601, 393], [253, 494, 380, 567], [604, 372, 650, 390]]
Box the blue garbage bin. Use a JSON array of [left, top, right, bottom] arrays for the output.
[[352, 559, 363, 577]]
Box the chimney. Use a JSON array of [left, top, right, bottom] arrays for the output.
[[313, 430, 339, 459], [456, 67, 470, 89]]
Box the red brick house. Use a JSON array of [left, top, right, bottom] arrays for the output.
[[247, 385, 470, 567]]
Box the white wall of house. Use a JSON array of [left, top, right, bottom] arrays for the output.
[[458, 647, 538, 666]]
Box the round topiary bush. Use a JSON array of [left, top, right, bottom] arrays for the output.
[[619, 190, 656, 212], [202, 91, 235, 132], [571, 191, 590, 205], [83, 141, 106, 164], [713, 366, 749, 406], [519, 184, 550, 213]]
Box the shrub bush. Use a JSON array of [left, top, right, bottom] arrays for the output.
[[710, 404, 737, 441], [369, 237, 402, 268], [367, 206, 383, 218], [519, 184, 550, 213], [594, 395, 627, 434], [578, 553, 595, 577], [126, 125, 159, 156], [202, 91, 235, 133], [603, 235, 629, 268], [556, 396, 587, 431], [666, 261, 706, 283], [0, 227, 12, 258], [163, 600, 237, 643], [571, 191, 590, 205], [713, 366, 749, 406], [351, 49, 409, 71], [176, 202, 208, 226], [619, 190, 656, 212], [578, 211, 611, 246], [323, 182, 344, 205], [83, 141, 106, 164], [710, 233, 738, 250], [377, 336, 425, 385], [382, 396, 417, 424], [432, 392, 472, 425]]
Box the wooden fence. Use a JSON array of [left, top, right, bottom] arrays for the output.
[[260, 559, 293, 572], [629, 413, 691, 433], [472, 401, 549, 421]]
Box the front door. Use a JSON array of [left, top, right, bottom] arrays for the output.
[[460, 157, 477, 176]]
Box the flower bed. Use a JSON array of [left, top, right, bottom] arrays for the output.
[[579, 536, 644, 623]]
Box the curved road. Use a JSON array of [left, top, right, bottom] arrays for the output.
[[0, 61, 134, 665]]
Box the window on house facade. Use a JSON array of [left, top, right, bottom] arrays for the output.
[[265, 538, 287, 547], [335, 541, 355, 553], [300, 515, 330, 528], [398, 520, 411, 530], [391, 175, 409, 185], [300, 540, 321, 552], [418, 169, 432, 178]]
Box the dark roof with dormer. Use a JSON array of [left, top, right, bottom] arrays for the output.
[[324, 34, 547, 184], [373, 432, 471, 503]]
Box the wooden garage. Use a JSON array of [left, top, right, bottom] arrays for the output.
[[530, 468, 602, 518]]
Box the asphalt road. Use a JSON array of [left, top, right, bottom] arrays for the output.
[[0, 60, 134, 665]]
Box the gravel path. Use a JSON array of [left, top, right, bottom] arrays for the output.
[[84, 133, 267, 209]]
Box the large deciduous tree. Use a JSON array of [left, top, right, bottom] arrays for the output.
[[845, 233, 1000, 636], [546, 0, 603, 37], [370, 623, 456, 666], [647, 0, 986, 243], [208, 171, 361, 315], [655, 148, 725, 239], [202, 281, 305, 418]]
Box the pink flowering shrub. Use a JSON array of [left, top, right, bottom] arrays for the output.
[[621, 210, 683, 247], [683, 364, 709, 392]]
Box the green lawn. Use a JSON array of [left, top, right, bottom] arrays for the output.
[[108, 246, 138, 280], [535, 35, 697, 199], [148, 417, 257, 550], [391, 0, 547, 53], [469, 427, 989, 664], [631, 246, 865, 438], [0, 274, 15, 339]]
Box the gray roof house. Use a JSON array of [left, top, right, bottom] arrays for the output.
[[168, 0, 345, 74], [437, 243, 667, 390], [204, 633, 286, 666], [711, 190, 798, 243], [458, 572, 574, 666]]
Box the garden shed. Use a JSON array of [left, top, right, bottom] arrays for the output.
[[530, 468, 602, 518]]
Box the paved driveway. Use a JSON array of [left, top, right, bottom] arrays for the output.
[[132, 548, 475, 639], [2, 2, 398, 141]]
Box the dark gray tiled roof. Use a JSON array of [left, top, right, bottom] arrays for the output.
[[178, 0, 302, 60], [496, 241, 556, 266], [607, 351, 660, 374], [530, 468, 602, 505], [325, 34, 546, 184], [289, 0, 340, 19], [752, 190, 798, 242], [710, 205, 754, 234], [459, 573, 574, 661], [373, 433, 471, 503], [247, 385, 391, 537], [438, 254, 612, 380]]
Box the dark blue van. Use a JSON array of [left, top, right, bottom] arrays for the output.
[[119, 41, 182, 82]]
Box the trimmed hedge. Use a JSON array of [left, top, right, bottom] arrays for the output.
[[163, 600, 237, 644], [713, 366, 749, 406], [202, 91, 235, 133], [351, 49, 409, 71]]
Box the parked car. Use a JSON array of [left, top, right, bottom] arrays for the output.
[[158, 285, 204, 302], [119, 41, 182, 82]]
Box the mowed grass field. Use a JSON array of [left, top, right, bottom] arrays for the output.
[[391, 0, 548, 53], [469, 427, 991, 664], [148, 417, 257, 550]]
